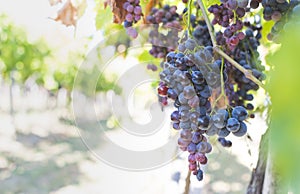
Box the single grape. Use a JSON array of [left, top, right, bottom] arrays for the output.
[[183, 86, 196, 99], [180, 129, 192, 141], [226, 118, 241, 132], [189, 163, 197, 171], [198, 115, 211, 129], [250, 0, 259, 9], [205, 142, 212, 153], [206, 124, 219, 136], [187, 142, 197, 154], [218, 127, 231, 137], [126, 13, 134, 22], [188, 96, 200, 108], [233, 121, 248, 136], [171, 111, 180, 122], [179, 110, 190, 122], [227, 0, 238, 9], [232, 106, 248, 121], [271, 11, 282, 22], [190, 111, 200, 124], [178, 93, 188, 104], [188, 154, 196, 163], [178, 138, 189, 147], [134, 6, 142, 15], [196, 169, 204, 181], [196, 142, 208, 153], [124, 20, 133, 28], [173, 122, 180, 130]]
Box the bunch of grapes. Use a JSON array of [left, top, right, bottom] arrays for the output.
[[261, 0, 290, 21], [264, 0, 300, 41], [122, 0, 143, 38], [158, 46, 213, 180], [146, 5, 182, 59], [157, 37, 252, 181], [224, 22, 265, 111], [208, 2, 246, 51], [149, 0, 300, 183]]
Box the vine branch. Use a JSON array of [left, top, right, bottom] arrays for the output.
[[196, 0, 265, 89], [247, 129, 269, 194], [196, 0, 217, 47], [184, 170, 191, 194]]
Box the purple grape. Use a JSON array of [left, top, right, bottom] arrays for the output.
[[180, 129, 192, 140], [126, 13, 134, 22], [233, 121, 247, 137], [236, 7, 246, 17], [226, 118, 241, 132], [187, 143, 197, 154], [134, 6, 142, 15], [126, 27, 138, 38], [134, 15, 141, 21], [232, 106, 248, 121], [196, 169, 204, 181], [188, 154, 196, 163], [250, 0, 259, 9], [126, 4, 134, 13], [227, 0, 238, 9], [271, 11, 282, 21], [123, 2, 130, 9]]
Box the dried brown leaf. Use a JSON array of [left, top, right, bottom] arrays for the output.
[[104, 0, 128, 24], [54, 0, 78, 26], [49, 0, 62, 6], [52, 0, 86, 27]]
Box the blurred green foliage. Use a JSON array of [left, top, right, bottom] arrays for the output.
[[0, 14, 119, 95], [268, 22, 300, 193], [0, 15, 50, 83]]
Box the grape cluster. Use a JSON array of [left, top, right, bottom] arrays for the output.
[[158, 38, 251, 181], [208, 2, 246, 50], [157, 46, 214, 179], [216, 19, 265, 111], [261, 0, 290, 21], [122, 0, 143, 38], [147, 5, 182, 59], [208, 3, 234, 27], [265, 1, 300, 42]]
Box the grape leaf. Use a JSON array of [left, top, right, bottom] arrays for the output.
[[268, 23, 300, 193], [95, 8, 113, 30]]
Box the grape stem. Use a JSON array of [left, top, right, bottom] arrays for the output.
[[196, 0, 217, 47], [187, 0, 193, 37], [196, 0, 265, 89]]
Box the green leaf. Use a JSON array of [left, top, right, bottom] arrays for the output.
[[95, 2, 113, 30], [268, 23, 300, 193]]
